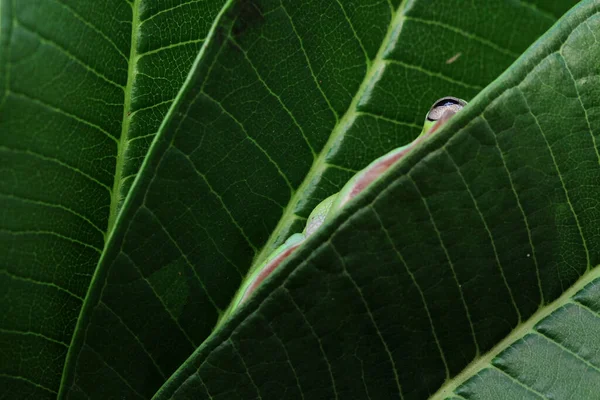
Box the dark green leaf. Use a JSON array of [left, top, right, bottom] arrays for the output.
[[1, 0, 591, 398], [158, 1, 600, 398], [0, 0, 225, 397]]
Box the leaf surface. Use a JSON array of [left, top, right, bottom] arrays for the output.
[[157, 0, 600, 398], [0, 0, 589, 398], [0, 0, 224, 397]]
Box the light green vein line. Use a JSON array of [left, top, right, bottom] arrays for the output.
[[118, 174, 136, 188], [127, 132, 158, 144], [253, 0, 409, 271], [70, 383, 91, 400], [120, 250, 198, 348], [1, 228, 102, 253], [0, 146, 112, 193], [144, 206, 222, 312], [84, 345, 146, 399], [139, 0, 204, 24], [491, 364, 549, 399], [229, 38, 317, 157], [8, 90, 118, 142], [572, 299, 600, 319], [407, 175, 481, 355], [201, 93, 295, 193], [189, 212, 244, 277], [520, 90, 591, 270], [100, 302, 167, 380], [89, 97, 124, 107], [0, 374, 58, 395], [482, 114, 544, 305], [330, 243, 405, 400], [404, 16, 520, 58], [128, 98, 173, 119], [194, 374, 215, 400], [445, 149, 522, 323], [171, 146, 258, 252], [279, 0, 340, 120], [431, 262, 600, 399], [14, 21, 126, 89], [359, 357, 372, 400], [0, 269, 84, 301], [334, 0, 371, 66], [385, 0, 394, 15], [385, 59, 483, 90], [534, 330, 600, 374], [373, 209, 450, 380], [239, 175, 286, 209], [356, 111, 422, 129], [0, 192, 106, 238], [286, 288, 339, 400], [137, 38, 205, 59], [135, 71, 169, 83], [325, 163, 358, 174], [519, 1, 558, 21], [557, 50, 600, 202], [107, 0, 140, 234], [0, 328, 68, 347], [266, 319, 305, 400], [230, 341, 263, 400], [53, 0, 128, 61]]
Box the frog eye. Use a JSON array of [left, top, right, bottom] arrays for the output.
[[426, 96, 467, 121]]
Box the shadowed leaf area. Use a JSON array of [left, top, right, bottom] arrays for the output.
[[2, 0, 599, 399]]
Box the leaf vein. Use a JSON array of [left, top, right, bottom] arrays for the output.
[[285, 288, 339, 400], [385, 59, 483, 90], [533, 330, 600, 374], [482, 114, 544, 305], [330, 242, 405, 400], [491, 365, 549, 399], [520, 88, 591, 269], [445, 148, 522, 322], [84, 344, 146, 399], [0, 145, 113, 194], [407, 174, 481, 355], [0, 374, 58, 395], [143, 206, 222, 312], [372, 208, 450, 380], [8, 90, 118, 142], [119, 250, 198, 348], [404, 16, 520, 58], [15, 21, 125, 89], [0, 269, 84, 301]]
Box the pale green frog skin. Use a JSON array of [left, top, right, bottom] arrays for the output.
[[230, 96, 467, 311]]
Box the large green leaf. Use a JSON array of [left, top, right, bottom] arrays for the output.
[[0, 0, 226, 397], [1, 0, 593, 398], [157, 1, 600, 398]]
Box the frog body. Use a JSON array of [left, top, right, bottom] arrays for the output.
[[232, 96, 467, 310]]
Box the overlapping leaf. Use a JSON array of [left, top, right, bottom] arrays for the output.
[[0, 0, 225, 397], [0, 0, 588, 398], [158, 1, 600, 398]]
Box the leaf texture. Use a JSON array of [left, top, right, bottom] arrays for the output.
[[0, 0, 588, 398], [0, 0, 224, 397], [157, 1, 600, 398]]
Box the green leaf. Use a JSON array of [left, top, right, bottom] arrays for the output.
[[0, 0, 225, 397], [1, 0, 593, 398], [157, 1, 600, 398]]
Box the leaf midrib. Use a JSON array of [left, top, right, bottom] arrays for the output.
[[430, 264, 600, 399], [57, 1, 141, 397], [250, 0, 409, 273], [107, 0, 140, 233]]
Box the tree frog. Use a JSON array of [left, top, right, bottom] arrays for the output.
[[232, 96, 467, 310]]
